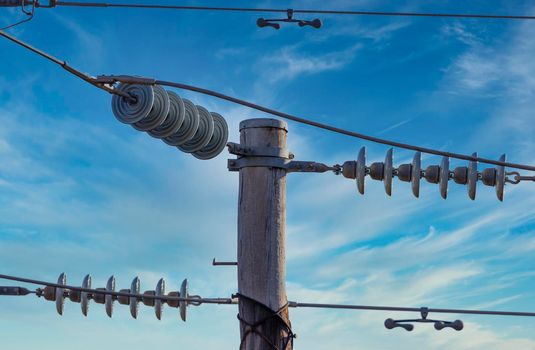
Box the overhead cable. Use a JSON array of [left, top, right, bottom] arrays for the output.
[[0, 0, 36, 31], [26, 1, 535, 21], [2, 273, 535, 318], [1, 30, 535, 172]]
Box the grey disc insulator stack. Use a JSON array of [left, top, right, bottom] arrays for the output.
[[342, 147, 508, 201], [41, 274, 201, 322], [111, 83, 229, 160]]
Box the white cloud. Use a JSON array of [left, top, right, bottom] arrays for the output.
[[260, 43, 362, 83]]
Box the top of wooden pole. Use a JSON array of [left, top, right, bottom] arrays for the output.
[[239, 118, 288, 132]]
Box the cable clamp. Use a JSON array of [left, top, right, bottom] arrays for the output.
[[94, 75, 157, 85], [35, 0, 57, 8]]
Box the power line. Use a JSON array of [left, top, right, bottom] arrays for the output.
[[290, 301, 535, 318], [0, 273, 233, 305], [33, 1, 535, 21], [1, 29, 535, 173], [2, 273, 535, 318], [0, 29, 131, 99], [0, 0, 35, 31]]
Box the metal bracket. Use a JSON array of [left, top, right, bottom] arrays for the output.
[[227, 142, 293, 159], [228, 157, 339, 173], [94, 75, 157, 85], [227, 141, 340, 174]]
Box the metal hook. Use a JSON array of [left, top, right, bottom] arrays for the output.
[[212, 258, 238, 266]]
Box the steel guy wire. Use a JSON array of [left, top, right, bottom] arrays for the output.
[[2, 30, 535, 172], [22, 1, 535, 21], [2, 273, 535, 318]]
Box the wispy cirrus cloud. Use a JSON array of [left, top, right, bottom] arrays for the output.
[[259, 43, 362, 83]]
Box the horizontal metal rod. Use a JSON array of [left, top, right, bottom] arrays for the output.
[[212, 258, 238, 266]]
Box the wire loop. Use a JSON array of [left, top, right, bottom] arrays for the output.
[[236, 293, 295, 350]]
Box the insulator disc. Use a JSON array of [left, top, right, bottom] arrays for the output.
[[177, 106, 215, 153], [356, 147, 366, 195], [133, 85, 170, 131], [148, 91, 185, 139], [468, 152, 478, 200], [105, 276, 115, 318], [130, 277, 140, 319], [155, 278, 165, 320], [81, 275, 91, 316], [411, 152, 422, 198], [440, 156, 450, 199], [193, 112, 229, 160], [496, 154, 506, 202], [56, 273, 67, 316], [179, 279, 188, 322], [163, 98, 200, 146], [384, 148, 393, 196], [112, 83, 154, 124]]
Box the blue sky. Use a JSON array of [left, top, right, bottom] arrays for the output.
[[1, 0, 535, 349]]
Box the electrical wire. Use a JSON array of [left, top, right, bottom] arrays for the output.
[[290, 302, 535, 318], [152, 79, 535, 171], [0, 273, 236, 305], [2, 273, 535, 318], [39, 1, 535, 21], [0, 0, 36, 31], [1, 30, 535, 172], [0, 29, 131, 99]]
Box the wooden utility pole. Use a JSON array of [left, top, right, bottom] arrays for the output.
[[236, 118, 292, 350]]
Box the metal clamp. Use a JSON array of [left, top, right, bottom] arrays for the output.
[[227, 142, 293, 159], [228, 157, 339, 173], [506, 171, 535, 184]]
